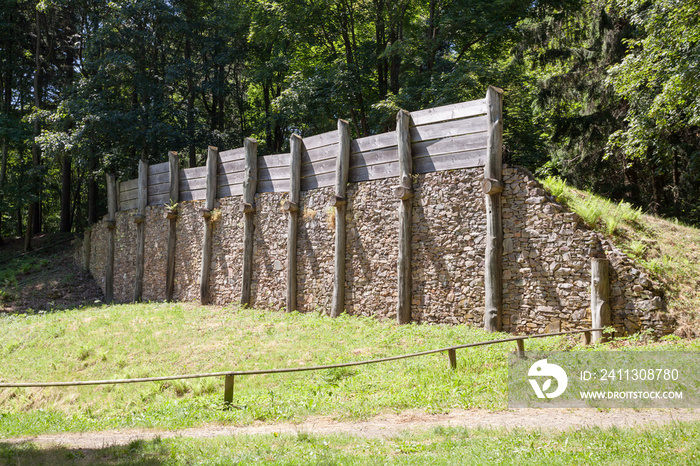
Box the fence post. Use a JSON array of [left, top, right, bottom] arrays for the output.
[[83, 229, 91, 272], [591, 258, 610, 343], [241, 138, 258, 306], [285, 134, 302, 312], [483, 86, 504, 332], [133, 157, 148, 302], [516, 339, 525, 358], [395, 109, 413, 324], [200, 146, 218, 305], [165, 151, 179, 302], [105, 173, 117, 303], [224, 374, 235, 407], [447, 348, 457, 370], [331, 120, 350, 318]]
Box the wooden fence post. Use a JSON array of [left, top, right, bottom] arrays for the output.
[[331, 120, 350, 318], [395, 109, 413, 324], [165, 151, 179, 302], [83, 229, 91, 272], [591, 257, 610, 343], [200, 146, 218, 305], [483, 86, 504, 332], [133, 157, 148, 302], [240, 138, 258, 306], [285, 134, 302, 312], [105, 173, 117, 303]]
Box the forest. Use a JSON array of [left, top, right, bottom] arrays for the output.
[[0, 0, 698, 249]]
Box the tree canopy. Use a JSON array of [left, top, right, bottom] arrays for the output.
[[1, 0, 699, 247]]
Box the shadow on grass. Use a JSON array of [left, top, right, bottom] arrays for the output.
[[0, 439, 167, 466]]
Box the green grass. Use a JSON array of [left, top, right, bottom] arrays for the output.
[[540, 176, 700, 335], [1, 303, 699, 439], [2, 422, 699, 465]]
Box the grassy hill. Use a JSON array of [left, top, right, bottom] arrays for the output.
[[541, 177, 700, 337]]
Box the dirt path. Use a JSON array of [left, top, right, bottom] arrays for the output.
[[6, 408, 699, 449]]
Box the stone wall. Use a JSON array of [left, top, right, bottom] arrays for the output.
[[84, 165, 674, 336]]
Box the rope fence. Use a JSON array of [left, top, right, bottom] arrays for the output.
[[0, 327, 602, 405]]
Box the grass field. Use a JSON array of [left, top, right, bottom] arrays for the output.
[[2, 422, 699, 465], [1, 303, 698, 439]]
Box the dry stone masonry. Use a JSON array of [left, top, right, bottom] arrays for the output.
[[79, 91, 675, 337]]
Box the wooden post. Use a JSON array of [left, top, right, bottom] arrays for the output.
[[133, 158, 148, 302], [285, 135, 302, 312], [105, 173, 117, 303], [83, 229, 91, 272], [331, 120, 350, 318], [447, 348, 457, 370], [591, 258, 610, 343], [224, 374, 235, 407], [483, 86, 504, 332], [240, 138, 257, 306], [394, 110, 413, 324], [583, 330, 591, 346], [516, 339, 525, 358], [200, 146, 218, 305], [165, 151, 179, 302]]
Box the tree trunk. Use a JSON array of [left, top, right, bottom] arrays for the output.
[[186, 36, 196, 168], [28, 8, 43, 245], [87, 148, 98, 225], [60, 154, 71, 232]]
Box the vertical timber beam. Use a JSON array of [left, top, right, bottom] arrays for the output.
[[165, 151, 179, 302], [591, 257, 611, 343], [483, 86, 504, 332], [105, 173, 117, 303], [330, 120, 350, 318], [240, 138, 257, 306], [284, 135, 302, 312], [200, 146, 218, 305], [394, 109, 413, 324], [133, 157, 148, 302]]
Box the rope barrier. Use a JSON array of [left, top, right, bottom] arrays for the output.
[[0, 327, 602, 388]]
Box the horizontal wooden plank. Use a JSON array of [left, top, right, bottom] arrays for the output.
[[258, 178, 291, 193], [148, 192, 170, 206], [410, 99, 486, 127], [414, 148, 487, 174], [120, 189, 138, 202], [412, 132, 487, 159], [217, 171, 245, 187], [149, 182, 169, 196], [302, 130, 337, 151], [302, 143, 337, 164], [350, 146, 397, 169], [180, 166, 207, 181], [411, 117, 487, 143], [120, 178, 139, 192], [219, 159, 245, 175], [180, 188, 206, 202], [120, 199, 138, 211], [301, 172, 335, 191], [180, 176, 207, 191], [259, 153, 290, 169], [259, 166, 291, 182], [217, 184, 243, 198], [349, 160, 399, 182], [148, 161, 169, 176], [219, 147, 245, 163], [301, 158, 335, 179], [350, 131, 396, 154], [148, 171, 170, 186]]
